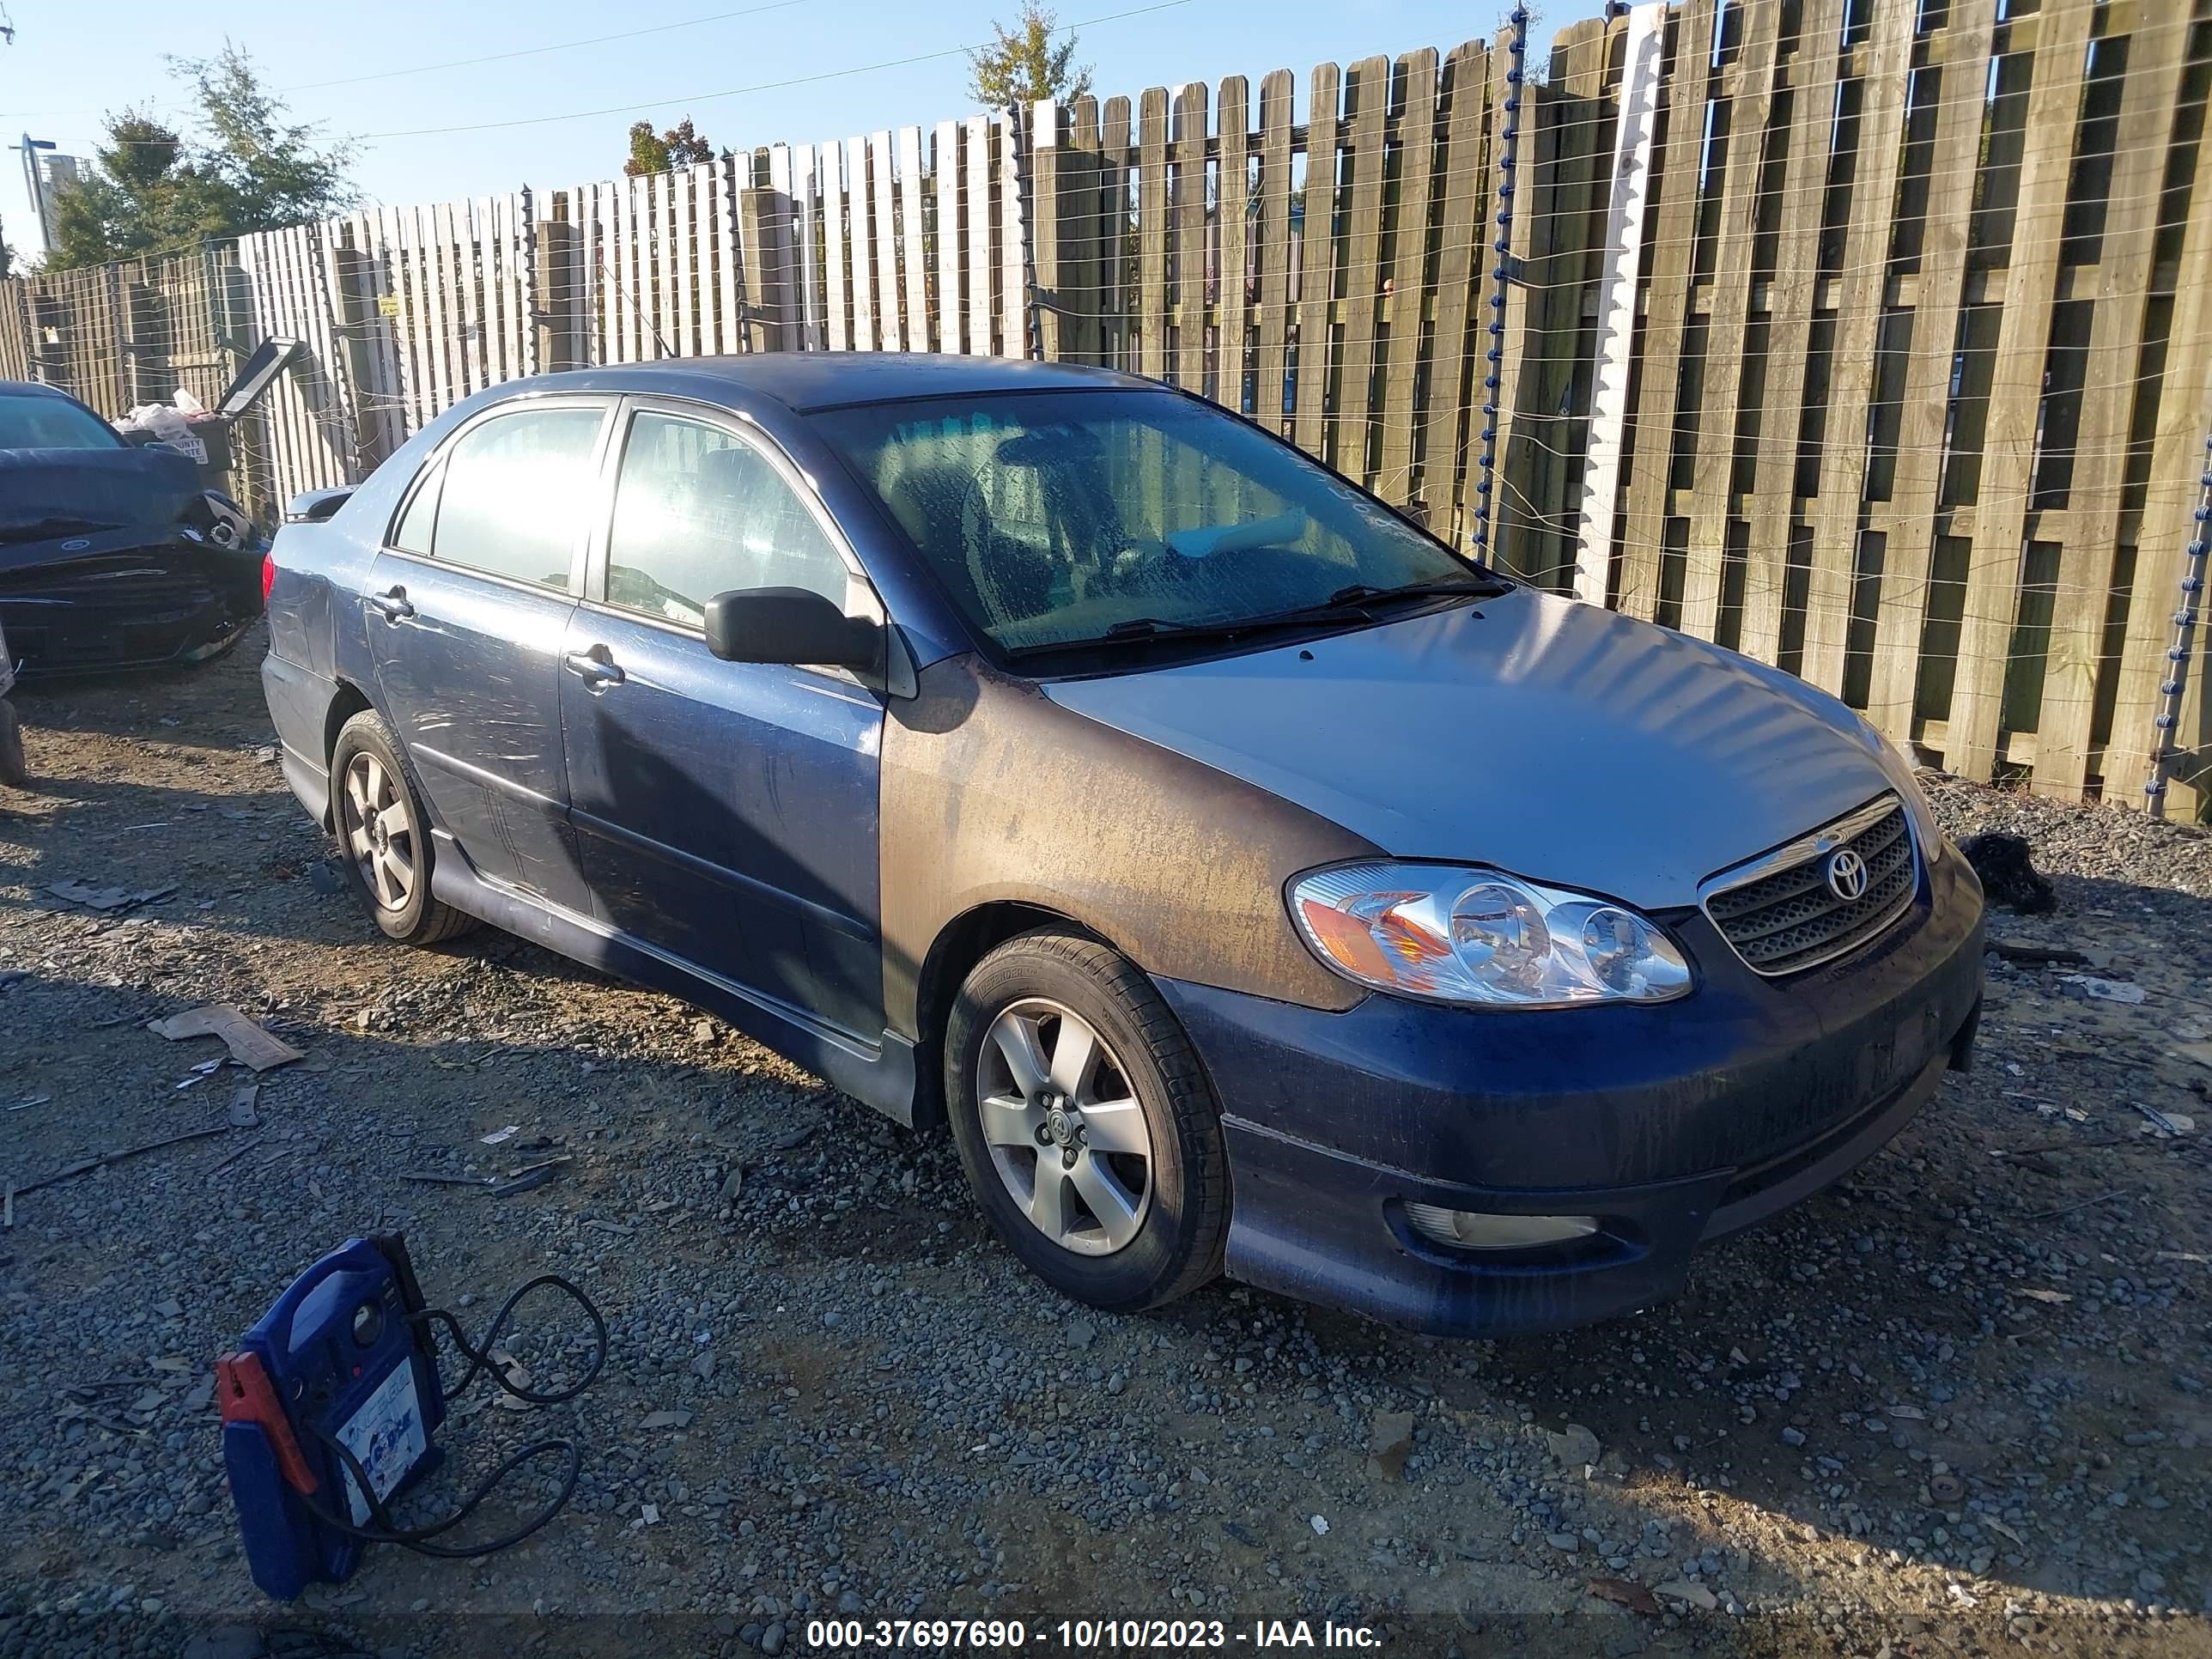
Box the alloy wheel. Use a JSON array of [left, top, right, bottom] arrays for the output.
[[342, 751, 416, 912], [975, 996, 1154, 1256]]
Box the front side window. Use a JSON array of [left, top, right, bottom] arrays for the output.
[[603, 411, 848, 628], [816, 389, 1488, 655], [431, 405, 605, 589]]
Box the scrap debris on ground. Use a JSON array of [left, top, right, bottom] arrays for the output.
[[0, 633, 2208, 1659]]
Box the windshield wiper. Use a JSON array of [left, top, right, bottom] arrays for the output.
[[1320, 574, 1510, 609], [1009, 575, 1508, 658], [1008, 607, 1359, 657]]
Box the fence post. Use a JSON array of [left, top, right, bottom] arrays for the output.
[[1571, 2, 1663, 605], [1516, 21, 1609, 589], [535, 218, 581, 371], [205, 243, 274, 523], [738, 186, 794, 349], [1030, 100, 1076, 362], [1063, 98, 1105, 365], [330, 223, 389, 471]]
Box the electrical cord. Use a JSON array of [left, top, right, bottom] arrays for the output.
[[298, 1273, 608, 1560]]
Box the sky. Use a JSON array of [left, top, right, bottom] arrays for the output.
[[0, 0, 1538, 262]]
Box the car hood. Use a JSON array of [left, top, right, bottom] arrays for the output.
[[1042, 586, 1917, 910], [0, 446, 203, 568]]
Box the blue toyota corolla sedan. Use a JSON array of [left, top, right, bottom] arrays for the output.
[[262, 356, 1984, 1335]]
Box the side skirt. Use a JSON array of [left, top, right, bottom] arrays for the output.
[[428, 830, 917, 1125]]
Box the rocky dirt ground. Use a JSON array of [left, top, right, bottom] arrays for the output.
[[2, 632, 2211, 1659]]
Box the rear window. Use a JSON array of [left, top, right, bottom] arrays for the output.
[[0, 391, 125, 451]]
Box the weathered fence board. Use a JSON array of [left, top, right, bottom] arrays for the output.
[[1677, 0, 1780, 641], [1798, 0, 1917, 695], [9, 0, 2207, 812], [1616, 0, 1719, 619], [1863, 0, 2001, 739]]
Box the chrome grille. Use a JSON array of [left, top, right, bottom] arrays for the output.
[[1702, 795, 1917, 976]]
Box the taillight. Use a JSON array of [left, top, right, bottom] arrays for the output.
[[261, 552, 276, 606]]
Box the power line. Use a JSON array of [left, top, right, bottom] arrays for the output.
[[0, 0, 813, 116], [354, 0, 1198, 142], [287, 0, 811, 93]]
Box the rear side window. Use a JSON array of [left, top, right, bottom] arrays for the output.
[[431, 406, 605, 589], [602, 411, 848, 627]]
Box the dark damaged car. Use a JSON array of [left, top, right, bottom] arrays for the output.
[[0, 380, 264, 678], [260, 356, 1985, 1337]]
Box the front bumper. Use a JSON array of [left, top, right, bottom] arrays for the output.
[[0, 540, 264, 678], [1157, 835, 1985, 1336]]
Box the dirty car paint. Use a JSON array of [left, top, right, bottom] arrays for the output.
[[1044, 586, 1915, 910]]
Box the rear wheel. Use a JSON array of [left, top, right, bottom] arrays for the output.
[[330, 710, 476, 945], [0, 701, 26, 787], [945, 932, 1228, 1312]]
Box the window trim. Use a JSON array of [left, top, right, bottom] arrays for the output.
[[379, 394, 619, 596], [581, 395, 878, 641]]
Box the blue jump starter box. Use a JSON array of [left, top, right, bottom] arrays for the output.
[[218, 1236, 446, 1600]]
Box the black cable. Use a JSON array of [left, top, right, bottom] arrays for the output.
[[415, 1272, 608, 1407], [305, 1432, 581, 1559], [296, 1273, 607, 1560]]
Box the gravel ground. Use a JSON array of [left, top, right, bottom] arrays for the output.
[[2, 633, 2210, 1659]]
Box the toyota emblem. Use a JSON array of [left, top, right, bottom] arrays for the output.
[[1825, 848, 1869, 902], [60, 538, 92, 551]]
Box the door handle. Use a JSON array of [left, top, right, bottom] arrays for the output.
[[367, 587, 415, 623], [562, 649, 625, 689]]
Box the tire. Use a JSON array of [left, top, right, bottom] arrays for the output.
[[329, 709, 477, 946], [0, 700, 26, 787], [945, 931, 1229, 1313]]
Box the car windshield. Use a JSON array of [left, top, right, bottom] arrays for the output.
[[0, 391, 125, 451], [815, 389, 1494, 655]]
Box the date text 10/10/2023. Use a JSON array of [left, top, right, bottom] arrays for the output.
[[800, 1619, 1384, 1650]]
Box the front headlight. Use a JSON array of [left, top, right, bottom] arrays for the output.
[[1288, 863, 1692, 1008]]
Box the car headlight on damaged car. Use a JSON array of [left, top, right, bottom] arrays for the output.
[[1289, 864, 1692, 1007]]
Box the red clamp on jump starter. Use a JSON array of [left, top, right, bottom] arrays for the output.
[[216, 1233, 605, 1601]]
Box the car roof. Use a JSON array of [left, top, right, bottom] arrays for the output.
[[0, 379, 81, 400], [514, 353, 1164, 415]]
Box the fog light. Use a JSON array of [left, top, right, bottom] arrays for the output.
[[1403, 1203, 1600, 1252]]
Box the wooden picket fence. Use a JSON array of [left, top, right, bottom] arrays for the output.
[[3, 0, 2208, 815], [0, 250, 239, 416]]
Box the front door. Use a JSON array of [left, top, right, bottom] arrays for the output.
[[365, 398, 611, 911], [562, 404, 886, 1042]]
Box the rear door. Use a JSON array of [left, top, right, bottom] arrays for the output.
[[561, 400, 887, 1043], [365, 398, 613, 912]]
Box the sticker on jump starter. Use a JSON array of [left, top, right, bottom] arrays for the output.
[[337, 1363, 427, 1523]]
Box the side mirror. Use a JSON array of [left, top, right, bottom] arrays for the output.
[[285, 487, 354, 525], [704, 586, 881, 672]]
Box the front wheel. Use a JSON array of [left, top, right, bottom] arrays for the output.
[[945, 932, 1229, 1313]]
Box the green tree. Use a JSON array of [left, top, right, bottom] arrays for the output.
[[171, 45, 356, 234], [44, 46, 355, 270], [48, 113, 223, 268], [624, 117, 716, 179], [967, 3, 1092, 106]]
